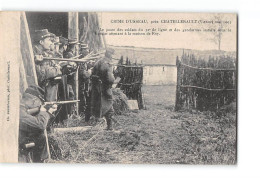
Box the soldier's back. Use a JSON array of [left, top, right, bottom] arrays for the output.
[[92, 57, 115, 88]]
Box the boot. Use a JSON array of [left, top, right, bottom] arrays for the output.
[[87, 115, 97, 126], [106, 117, 113, 130]]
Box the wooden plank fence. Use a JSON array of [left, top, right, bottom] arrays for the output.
[[175, 53, 236, 111]]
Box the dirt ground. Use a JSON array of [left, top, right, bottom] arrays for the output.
[[49, 85, 236, 164]]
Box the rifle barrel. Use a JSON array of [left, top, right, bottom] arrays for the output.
[[44, 100, 80, 105], [27, 100, 80, 115], [72, 54, 82, 59], [43, 56, 100, 62]]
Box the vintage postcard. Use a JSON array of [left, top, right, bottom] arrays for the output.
[[0, 12, 237, 164]]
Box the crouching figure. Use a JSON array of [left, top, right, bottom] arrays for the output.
[[19, 85, 57, 163]]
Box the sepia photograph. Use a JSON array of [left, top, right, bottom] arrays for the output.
[[0, 11, 237, 164]]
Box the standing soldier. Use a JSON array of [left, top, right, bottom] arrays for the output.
[[32, 29, 62, 102], [90, 48, 115, 130], [79, 43, 89, 59], [50, 36, 63, 58], [63, 38, 79, 100], [78, 43, 92, 119], [58, 36, 68, 58], [63, 38, 80, 59], [62, 38, 79, 114]]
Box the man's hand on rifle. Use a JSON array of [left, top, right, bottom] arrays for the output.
[[40, 104, 58, 115], [35, 55, 43, 62], [59, 61, 68, 67], [68, 62, 77, 69], [48, 104, 58, 114], [40, 105, 47, 112], [87, 67, 93, 75]]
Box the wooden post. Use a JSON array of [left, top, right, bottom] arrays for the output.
[[175, 56, 181, 111], [20, 12, 38, 86], [68, 12, 79, 115]]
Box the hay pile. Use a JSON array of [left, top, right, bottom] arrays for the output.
[[112, 88, 129, 115], [48, 132, 83, 162], [47, 88, 129, 161]]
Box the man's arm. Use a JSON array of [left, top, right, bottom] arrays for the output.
[[106, 64, 115, 85], [19, 106, 52, 131]]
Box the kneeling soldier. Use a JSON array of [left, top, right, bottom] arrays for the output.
[[19, 85, 57, 163]]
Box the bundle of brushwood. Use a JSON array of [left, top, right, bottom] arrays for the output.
[[112, 88, 129, 115], [175, 53, 236, 111]]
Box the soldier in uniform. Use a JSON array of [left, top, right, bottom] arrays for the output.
[[90, 48, 115, 130], [32, 29, 62, 102], [59, 36, 68, 58], [78, 43, 92, 119], [19, 85, 57, 163], [63, 38, 80, 59], [50, 36, 63, 58], [62, 38, 79, 100], [61, 39, 80, 114], [79, 43, 89, 59]]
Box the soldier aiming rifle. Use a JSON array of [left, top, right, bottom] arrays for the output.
[[78, 43, 94, 119], [19, 85, 57, 163], [32, 29, 62, 102], [27, 100, 80, 116], [19, 85, 80, 163]]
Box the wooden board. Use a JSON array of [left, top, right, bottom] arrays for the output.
[[127, 100, 139, 110], [54, 126, 92, 134]]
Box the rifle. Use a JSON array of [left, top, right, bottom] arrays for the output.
[[27, 100, 80, 115], [72, 54, 82, 59], [43, 50, 106, 62], [43, 56, 100, 63]]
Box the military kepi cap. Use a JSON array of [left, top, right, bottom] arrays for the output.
[[34, 29, 52, 42]]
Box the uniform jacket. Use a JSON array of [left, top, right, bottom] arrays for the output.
[[49, 50, 63, 58], [19, 93, 51, 162], [91, 57, 115, 117], [33, 44, 62, 85], [92, 57, 115, 90], [79, 62, 92, 80], [63, 50, 75, 59], [19, 93, 52, 134]]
